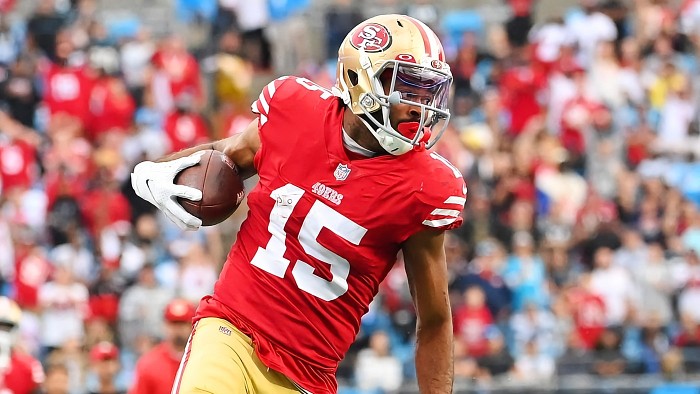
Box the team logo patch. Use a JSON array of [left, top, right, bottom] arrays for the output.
[[431, 59, 445, 69], [334, 163, 351, 181], [350, 23, 392, 52], [219, 326, 232, 336]]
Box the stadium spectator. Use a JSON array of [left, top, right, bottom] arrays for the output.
[[128, 298, 195, 394]]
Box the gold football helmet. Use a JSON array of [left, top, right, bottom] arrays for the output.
[[334, 14, 452, 155], [0, 297, 20, 329]]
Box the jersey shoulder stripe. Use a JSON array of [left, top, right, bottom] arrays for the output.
[[251, 76, 290, 126]]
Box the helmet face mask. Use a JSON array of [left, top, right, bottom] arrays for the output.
[[372, 60, 451, 143], [335, 14, 453, 155]]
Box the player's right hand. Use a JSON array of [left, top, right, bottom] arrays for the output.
[[130, 152, 205, 231]]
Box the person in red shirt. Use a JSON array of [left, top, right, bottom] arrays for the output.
[[41, 30, 95, 129], [568, 273, 607, 350], [12, 229, 51, 311], [163, 93, 209, 153], [0, 111, 41, 194], [0, 297, 44, 394], [86, 64, 136, 143], [150, 36, 203, 112], [79, 166, 131, 240], [128, 299, 195, 394], [498, 47, 547, 135], [453, 286, 495, 358]]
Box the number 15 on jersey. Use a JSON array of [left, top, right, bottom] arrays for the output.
[[250, 184, 367, 301]]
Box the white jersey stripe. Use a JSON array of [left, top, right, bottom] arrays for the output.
[[422, 217, 458, 227], [444, 196, 466, 206], [267, 79, 277, 98], [412, 18, 441, 59], [259, 114, 268, 126], [431, 208, 461, 217], [259, 93, 270, 114], [429, 152, 462, 178]]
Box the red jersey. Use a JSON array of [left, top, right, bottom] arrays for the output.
[[0, 139, 37, 193], [151, 51, 202, 100], [453, 306, 494, 358], [571, 291, 606, 349], [14, 250, 51, 309], [163, 112, 209, 153], [499, 64, 546, 135], [42, 62, 94, 124], [1, 352, 44, 394], [79, 188, 131, 238], [129, 343, 181, 394], [196, 76, 467, 393], [87, 77, 136, 140]]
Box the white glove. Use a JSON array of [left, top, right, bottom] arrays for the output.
[[131, 151, 205, 231]]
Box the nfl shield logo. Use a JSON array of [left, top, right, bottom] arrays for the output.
[[334, 163, 351, 181]]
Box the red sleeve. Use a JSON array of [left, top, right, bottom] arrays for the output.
[[251, 76, 293, 171], [415, 152, 467, 232]]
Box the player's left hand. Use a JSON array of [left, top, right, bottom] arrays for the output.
[[130, 152, 205, 231]]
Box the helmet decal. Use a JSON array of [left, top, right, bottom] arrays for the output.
[[430, 59, 446, 69], [395, 54, 417, 63], [350, 23, 392, 53]]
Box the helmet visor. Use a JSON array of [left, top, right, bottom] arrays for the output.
[[393, 64, 451, 111]]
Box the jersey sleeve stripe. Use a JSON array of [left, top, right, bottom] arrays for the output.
[[251, 99, 263, 115], [430, 208, 461, 217], [252, 77, 288, 116], [422, 217, 458, 227], [444, 196, 466, 206], [252, 77, 290, 123], [258, 93, 270, 115], [267, 78, 278, 99]]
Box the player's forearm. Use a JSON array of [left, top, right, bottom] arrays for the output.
[[155, 142, 216, 163], [414, 318, 454, 393]]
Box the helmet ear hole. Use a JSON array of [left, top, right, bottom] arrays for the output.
[[347, 70, 359, 86]]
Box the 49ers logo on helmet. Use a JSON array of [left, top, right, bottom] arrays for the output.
[[350, 23, 392, 53]]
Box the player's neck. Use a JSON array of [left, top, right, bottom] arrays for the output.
[[342, 128, 376, 157], [342, 110, 387, 156]]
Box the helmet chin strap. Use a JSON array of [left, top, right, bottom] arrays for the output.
[[337, 53, 436, 155], [357, 114, 413, 155]]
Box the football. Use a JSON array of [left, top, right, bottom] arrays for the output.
[[174, 150, 245, 226]]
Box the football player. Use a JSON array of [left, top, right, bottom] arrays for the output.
[[131, 14, 466, 394]]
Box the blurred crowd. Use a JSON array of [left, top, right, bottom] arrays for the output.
[[2, 0, 700, 393]]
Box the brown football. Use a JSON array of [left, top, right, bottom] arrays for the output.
[[174, 150, 245, 226]]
